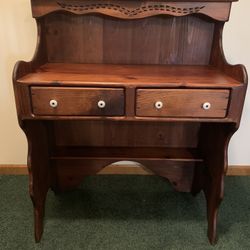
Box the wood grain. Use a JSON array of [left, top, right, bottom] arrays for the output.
[[18, 63, 241, 88], [136, 89, 229, 118], [44, 14, 214, 65], [51, 146, 202, 161], [54, 121, 200, 147], [12, 0, 247, 244], [31, 0, 233, 21], [31, 87, 125, 116]]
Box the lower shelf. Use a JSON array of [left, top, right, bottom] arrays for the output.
[[51, 146, 203, 162]]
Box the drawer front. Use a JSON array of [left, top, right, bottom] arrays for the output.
[[136, 89, 229, 118], [31, 87, 124, 116]]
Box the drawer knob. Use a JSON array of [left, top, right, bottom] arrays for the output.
[[155, 101, 163, 109], [49, 100, 58, 108], [98, 100, 106, 109], [202, 102, 211, 110]]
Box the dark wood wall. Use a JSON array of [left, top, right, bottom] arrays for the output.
[[54, 121, 200, 148], [44, 14, 215, 65]]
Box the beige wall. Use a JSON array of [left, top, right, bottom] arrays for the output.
[[0, 0, 249, 165], [223, 0, 250, 164]]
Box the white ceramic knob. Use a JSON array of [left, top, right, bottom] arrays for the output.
[[98, 100, 106, 109], [49, 100, 58, 108], [155, 101, 163, 109], [202, 102, 211, 110]]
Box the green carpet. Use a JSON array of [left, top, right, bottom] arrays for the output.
[[0, 175, 250, 250]]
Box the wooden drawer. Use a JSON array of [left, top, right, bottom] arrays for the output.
[[31, 87, 124, 116], [136, 89, 229, 118]]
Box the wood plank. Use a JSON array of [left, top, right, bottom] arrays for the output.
[[0, 165, 28, 175], [44, 15, 214, 65], [226, 166, 250, 176], [18, 63, 241, 88], [31, 1, 233, 21], [45, 15, 104, 63], [1, 164, 249, 176], [51, 146, 203, 162]]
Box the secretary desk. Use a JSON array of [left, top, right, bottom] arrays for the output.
[[13, 0, 247, 244]]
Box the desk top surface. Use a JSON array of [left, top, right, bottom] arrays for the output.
[[18, 63, 241, 89]]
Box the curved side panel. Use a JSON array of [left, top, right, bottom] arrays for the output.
[[210, 22, 248, 126], [13, 19, 47, 126], [197, 122, 237, 244], [21, 121, 51, 242], [31, 0, 231, 21], [210, 22, 248, 84]]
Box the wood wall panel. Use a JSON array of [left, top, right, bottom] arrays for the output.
[[54, 121, 200, 147], [129, 17, 162, 64], [45, 14, 104, 63], [44, 14, 214, 65], [102, 18, 133, 64]]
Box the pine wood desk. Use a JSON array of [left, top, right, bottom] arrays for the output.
[[13, 0, 247, 244]]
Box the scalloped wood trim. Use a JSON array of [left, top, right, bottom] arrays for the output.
[[1, 164, 249, 176], [31, 1, 231, 21], [57, 2, 205, 17]]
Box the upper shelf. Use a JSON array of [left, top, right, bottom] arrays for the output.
[[17, 63, 241, 88], [31, 0, 235, 21]]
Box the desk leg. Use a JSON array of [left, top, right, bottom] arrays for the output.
[[198, 123, 236, 245], [204, 174, 223, 245], [22, 121, 51, 242]]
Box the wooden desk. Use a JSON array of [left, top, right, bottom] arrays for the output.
[[13, 0, 247, 244]]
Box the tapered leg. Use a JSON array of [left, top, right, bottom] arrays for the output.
[[203, 175, 223, 244], [22, 121, 51, 242], [33, 202, 45, 242]]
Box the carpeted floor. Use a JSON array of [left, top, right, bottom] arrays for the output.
[[0, 175, 250, 250]]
